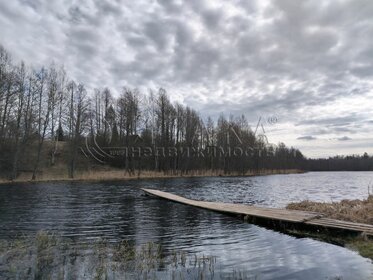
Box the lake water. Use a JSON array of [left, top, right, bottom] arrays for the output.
[[0, 171, 372, 279]]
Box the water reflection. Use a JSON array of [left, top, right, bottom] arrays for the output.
[[0, 172, 372, 279]]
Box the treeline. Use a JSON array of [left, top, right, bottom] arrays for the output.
[[0, 44, 303, 180], [305, 153, 373, 171]]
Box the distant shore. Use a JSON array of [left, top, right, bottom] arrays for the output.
[[0, 169, 304, 185]]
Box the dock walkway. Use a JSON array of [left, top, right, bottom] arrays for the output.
[[142, 188, 373, 237]]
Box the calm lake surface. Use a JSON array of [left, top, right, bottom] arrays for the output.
[[0, 171, 372, 279]]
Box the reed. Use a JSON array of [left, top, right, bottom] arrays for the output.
[[287, 195, 373, 225], [0, 168, 304, 185], [0, 231, 239, 279], [286, 195, 373, 260]]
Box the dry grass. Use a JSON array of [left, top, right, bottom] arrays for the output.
[[287, 195, 373, 225], [0, 168, 303, 185], [287, 195, 373, 260]]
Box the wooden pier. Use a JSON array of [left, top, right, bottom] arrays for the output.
[[142, 188, 373, 238]]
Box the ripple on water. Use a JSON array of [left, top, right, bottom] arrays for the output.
[[0, 172, 372, 279]]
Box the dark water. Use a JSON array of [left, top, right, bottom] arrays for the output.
[[0, 172, 372, 279]]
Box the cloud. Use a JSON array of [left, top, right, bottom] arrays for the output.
[[337, 136, 352, 141], [297, 136, 317, 141], [1, 0, 373, 157]]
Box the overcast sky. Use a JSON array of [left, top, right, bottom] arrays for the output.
[[1, 0, 373, 158]]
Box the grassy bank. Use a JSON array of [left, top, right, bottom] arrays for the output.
[[287, 195, 373, 260], [0, 168, 304, 185], [287, 195, 373, 224]]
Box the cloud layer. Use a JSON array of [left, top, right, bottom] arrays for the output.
[[1, 0, 373, 157]]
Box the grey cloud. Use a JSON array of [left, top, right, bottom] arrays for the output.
[[126, 35, 148, 48], [94, 0, 123, 17], [156, 0, 182, 14], [174, 22, 194, 47], [294, 114, 369, 136], [297, 136, 317, 141], [201, 9, 224, 30], [143, 20, 172, 51], [296, 115, 360, 127], [2, 0, 373, 156], [19, 0, 40, 10], [67, 5, 101, 27], [68, 6, 84, 23], [333, 127, 358, 134], [350, 65, 373, 78], [69, 27, 100, 42], [337, 136, 352, 141]]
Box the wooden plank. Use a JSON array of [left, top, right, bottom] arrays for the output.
[[142, 188, 373, 237]]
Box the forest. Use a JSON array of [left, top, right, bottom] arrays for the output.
[[0, 44, 371, 181], [306, 153, 373, 171]]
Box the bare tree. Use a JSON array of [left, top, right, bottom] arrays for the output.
[[0, 44, 308, 179], [51, 67, 67, 165], [32, 67, 54, 180], [11, 62, 27, 179], [67, 82, 89, 178]]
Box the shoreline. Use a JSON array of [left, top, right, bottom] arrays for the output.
[[0, 169, 304, 186]]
